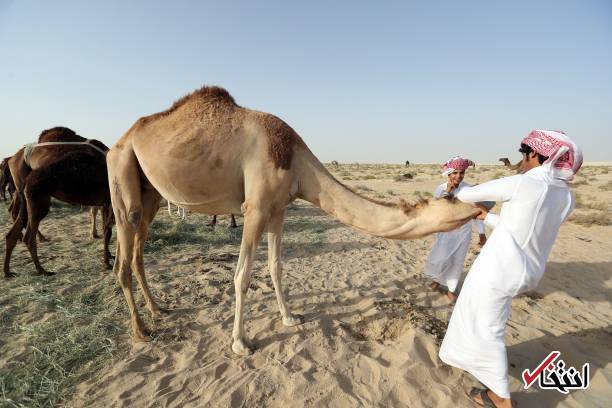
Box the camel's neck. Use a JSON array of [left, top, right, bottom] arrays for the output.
[[294, 147, 469, 239]]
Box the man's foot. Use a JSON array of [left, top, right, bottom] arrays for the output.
[[429, 281, 440, 290], [469, 388, 512, 408], [447, 291, 457, 302]]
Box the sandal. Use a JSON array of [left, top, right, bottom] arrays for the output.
[[469, 388, 497, 407]]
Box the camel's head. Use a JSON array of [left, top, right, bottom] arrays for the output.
[[395, 196, 480, 239]]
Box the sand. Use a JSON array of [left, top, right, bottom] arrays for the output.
[[2, 163, 610, 407]]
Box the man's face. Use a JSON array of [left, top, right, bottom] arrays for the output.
[[519, 151, 540, 172], [448, 170, 465, 187]]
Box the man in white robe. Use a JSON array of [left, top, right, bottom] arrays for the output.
[[424, 157, 486, 301], [438, 130, 582, 407]]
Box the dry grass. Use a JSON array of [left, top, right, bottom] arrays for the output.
[[569, 211, 611, 226], [0, 201, 128, 407], [599, 180, 612, 191]]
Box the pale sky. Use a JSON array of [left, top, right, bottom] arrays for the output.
[[1, 0, 611, 164]]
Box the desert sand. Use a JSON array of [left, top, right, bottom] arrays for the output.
[[1, 163, 610, 407]]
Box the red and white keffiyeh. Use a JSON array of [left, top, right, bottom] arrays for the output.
[[442, 156, 475, 176], [521, 130, 583, 181]]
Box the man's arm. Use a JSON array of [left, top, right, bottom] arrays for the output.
[[456, 175, 521, 203]]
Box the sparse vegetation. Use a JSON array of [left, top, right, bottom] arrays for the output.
[[569, 211, 611, 226]]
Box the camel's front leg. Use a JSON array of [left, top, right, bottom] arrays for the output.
[[232, 209, 267, 356], [267, 211, 303, 327]]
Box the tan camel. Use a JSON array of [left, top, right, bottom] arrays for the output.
[[107, 86, 479, 355], [499, 157, 521, 172]]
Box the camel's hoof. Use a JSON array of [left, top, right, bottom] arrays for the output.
[[283, 314, 304, 327], [92, 234, 100, 239], [133, 329, 152, 343], [232, 339, 254, 356], [4, 272, 16, 279]]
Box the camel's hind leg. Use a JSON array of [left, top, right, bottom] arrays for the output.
[[91, 206, 100, 239], [232, 208, 268, 356], [107, 146, 149, 341], [22, 184, 52, 276], [115, 223, 150, 341], [267, 210, 303, 326], [4, 211, 24, 278], [132, 188, 165, 317]]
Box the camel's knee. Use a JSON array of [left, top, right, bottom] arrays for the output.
[[117, 264, 133, 288], [127, 207, 142, 227]]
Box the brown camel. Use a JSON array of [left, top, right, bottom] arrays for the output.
[[208, 214, 238, 228], [107, 85, 479, 355], [1, 157, 15, 201], [499, 157, 521, 171], [4, 127, 114, 278]]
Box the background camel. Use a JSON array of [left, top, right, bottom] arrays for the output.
[[4, 127, 114, 278], [107, 86, 479, 355], [1, 157, 16, 201], [499, 157, 522, 172], [405, 160, 410, 167]]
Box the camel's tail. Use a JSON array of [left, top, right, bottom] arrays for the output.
[[106, 143, 143, 229]]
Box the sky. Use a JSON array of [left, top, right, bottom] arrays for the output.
[[0, 0, 611, 164]]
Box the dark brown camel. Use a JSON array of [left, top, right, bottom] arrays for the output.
[[3, 127, 114, 278], [208, 214, 238, 228], [1, 157, 15, 201]]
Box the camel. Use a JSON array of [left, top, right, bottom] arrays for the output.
[[107, 85, 480, 355], [405, 160, 410, 167], [208, 214, 238, 228], [90, 206, 102, 238], [499, 157, 521, 172], [1, 157, 16, 201], [4, 127, 114, 278]]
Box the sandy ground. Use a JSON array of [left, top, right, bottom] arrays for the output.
[[1, 163, 611, 407]]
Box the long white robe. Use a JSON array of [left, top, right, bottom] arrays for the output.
[[439, 166, 574, 398], [424, 182, 485, 293]]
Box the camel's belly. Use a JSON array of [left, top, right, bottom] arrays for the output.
[[137, 155, 244, 215]]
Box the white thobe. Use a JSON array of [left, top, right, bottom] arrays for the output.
[[439, 166, 574, 398], [423, 182, 485, 293]]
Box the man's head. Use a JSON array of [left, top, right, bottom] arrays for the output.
[[447, 169, 465, 187], [441, 156, 474, 187], [518, 143, 548, 172], [519, 130, 583, 181]]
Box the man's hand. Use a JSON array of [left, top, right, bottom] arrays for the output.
[[478, 234, 487, 247], [474, 203, 488, 220]]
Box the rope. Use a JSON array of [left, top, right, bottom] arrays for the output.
[[22, 140, 108, 166]]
